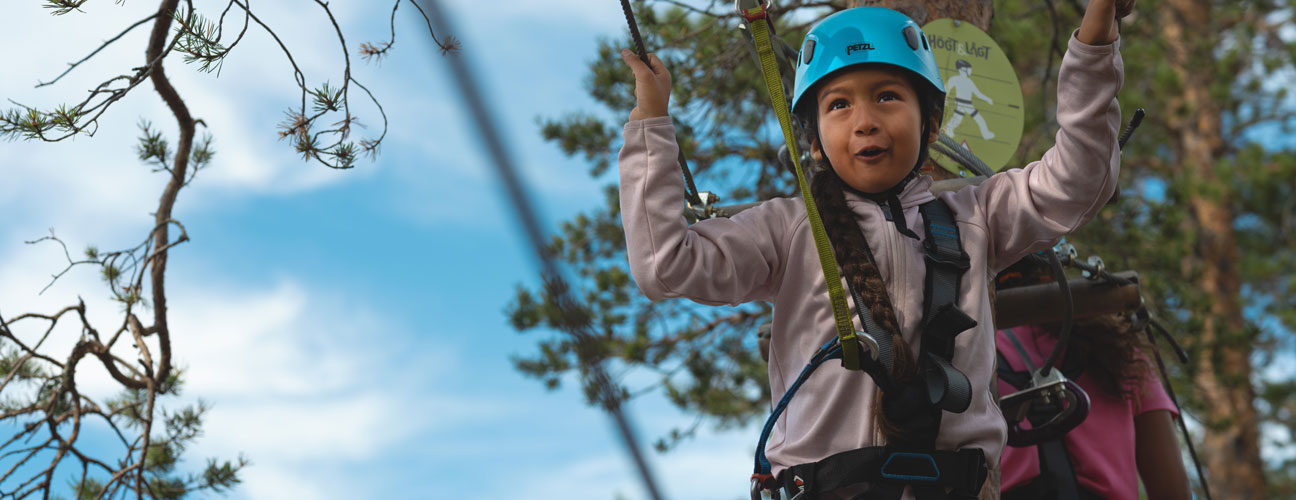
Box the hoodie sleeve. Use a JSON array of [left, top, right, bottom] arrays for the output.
[[618, 116, 798, 305], [972, 33, 1124, 273]]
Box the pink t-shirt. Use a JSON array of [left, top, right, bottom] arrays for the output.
[[996, 325, 1178, 500]]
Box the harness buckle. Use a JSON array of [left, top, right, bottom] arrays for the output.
[[880, 451, 941, 482]]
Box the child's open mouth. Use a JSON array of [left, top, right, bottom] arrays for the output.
[[855, 146, 889, 162]]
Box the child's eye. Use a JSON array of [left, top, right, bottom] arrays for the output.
[[827, 99, 849, 111], [878, 91, 901, 103]]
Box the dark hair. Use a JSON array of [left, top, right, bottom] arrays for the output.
[[994, 258, 1154, 400], [799, 67, 944, 440], [956, 59, 971, 71]]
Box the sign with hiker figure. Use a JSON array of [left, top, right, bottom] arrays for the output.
[[924, 19, 1026, 176]]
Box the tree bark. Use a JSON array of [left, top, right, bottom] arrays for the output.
[[851, 0, 993, 30], [147, 0, 190, 390], [1158, 0, 1267, 496]]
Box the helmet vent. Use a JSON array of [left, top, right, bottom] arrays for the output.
[[803, 40, 815, 64], [903, 25, 921, 51]]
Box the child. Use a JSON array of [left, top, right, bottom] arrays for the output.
[[995, 260, 1190, 500], [617, 1, 1131, 498]]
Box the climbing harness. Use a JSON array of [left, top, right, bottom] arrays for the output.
[[750, 198, 984, 500]]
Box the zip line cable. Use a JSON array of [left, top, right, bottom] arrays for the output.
[[418, 2, 665, 499], [621, 0, 653, 67]]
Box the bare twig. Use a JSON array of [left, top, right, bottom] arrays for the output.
[[37, 14, 160, 88]]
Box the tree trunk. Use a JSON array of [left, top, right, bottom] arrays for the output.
[[1159, 0, 1267, 496], [851, 0, 993, 30]]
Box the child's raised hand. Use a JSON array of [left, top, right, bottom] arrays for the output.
[[1077, 0, 1135, 45], [621, 50, 672, 121]]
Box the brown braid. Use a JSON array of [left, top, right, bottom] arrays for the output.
[[810, 167, 919, 440], [798, 68, 944, 441]]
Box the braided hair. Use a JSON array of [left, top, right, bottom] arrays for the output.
[[800, 68, 945, 440]]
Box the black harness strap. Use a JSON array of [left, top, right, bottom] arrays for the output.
[[918, 200, 976, 415], [783, 447, 987, 499], [753, 198, 985, 500]]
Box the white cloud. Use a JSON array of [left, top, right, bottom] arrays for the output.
[[501, 428, 753, 500]]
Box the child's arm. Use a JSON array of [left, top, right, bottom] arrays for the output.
[[969, 0, 1133, 270], [1134, 410, 1192, 499], [617, 52, 795, 304]]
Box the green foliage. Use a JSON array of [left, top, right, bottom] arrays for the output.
[[0, 104, 87, 141], [173, 6, 230, 74], [137, 121, 172, 170]]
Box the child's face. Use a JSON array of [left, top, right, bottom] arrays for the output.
[[810, 66, 936, 193]]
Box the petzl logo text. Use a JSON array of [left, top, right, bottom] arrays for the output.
[[846, 43, 875, 55]]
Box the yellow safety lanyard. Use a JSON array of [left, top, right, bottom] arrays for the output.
[[738, 0, 864, 370]]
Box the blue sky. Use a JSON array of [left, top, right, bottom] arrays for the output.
[[0, 1, 752, 499]]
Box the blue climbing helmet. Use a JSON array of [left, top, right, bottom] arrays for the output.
[[792, 7, 946, 119]]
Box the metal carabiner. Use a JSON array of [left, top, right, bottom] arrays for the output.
[[751, 477, 781, 500], [687, 191, 719, 220], [1000, 368, 1091, 447], [854, 330, 881, 362]]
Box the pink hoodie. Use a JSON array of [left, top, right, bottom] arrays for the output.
[[617, 34, 1123, 483]]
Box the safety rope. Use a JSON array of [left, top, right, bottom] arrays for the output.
[[420, 2, 664, 499], [738, 0, 862, 370], [620, 0, 705, 209]]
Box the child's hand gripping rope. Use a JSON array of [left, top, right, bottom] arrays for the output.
[[620, 50, 672, 121]]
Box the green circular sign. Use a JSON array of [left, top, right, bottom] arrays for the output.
[[923, 19, 1025, 176]]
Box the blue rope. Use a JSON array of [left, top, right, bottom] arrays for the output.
[[754, 339, 842, 474]]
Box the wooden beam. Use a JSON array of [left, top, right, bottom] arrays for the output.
[[993, 271, 1142, 329]]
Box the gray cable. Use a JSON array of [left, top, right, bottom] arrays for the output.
[[933, 134, 996, 177], [419, 3, 665, 499]]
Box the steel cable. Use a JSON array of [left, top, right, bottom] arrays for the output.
[[419, 2, 665, 499]]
